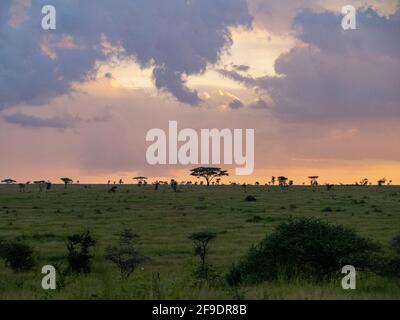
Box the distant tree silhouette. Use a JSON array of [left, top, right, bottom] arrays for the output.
[[170, 179, 178, 192], [190, 167, 228, 186], [60, 178, 73, 189], [34, 180, 46, 192], [326, 184, 334, 191], [278, 176, 288, 187], [308, 176, 319, 186], [133, 177, 148, 187], [378, 178, 387, 186], [360, 178, 369, 186], [271, 176, 276, 185], [1, 179, 16, 184]]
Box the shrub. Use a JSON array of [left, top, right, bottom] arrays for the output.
[[66, 231, 96, 274], [380, 234, 400, 277], [244, 195, 257, 202], [246, 215, 262, 223], [105, 229, 148, 278], [0, 241, 35, 272], [380, 257, 400, 277], [227, 217, 381, 285], [391, 234, 400, 255]]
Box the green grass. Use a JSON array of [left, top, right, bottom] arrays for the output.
[[0, 184, 399, 300]]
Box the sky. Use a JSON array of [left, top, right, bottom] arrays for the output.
[[0, 0, 399, 185]]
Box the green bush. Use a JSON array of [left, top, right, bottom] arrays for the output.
[[66, 231, 96, 274], [391, 234, 400, 255], [227, 217, 381, 285], [0, 241, 35, 272], [244, 195, 257, 202], [380, 257, 400, 277], [380, 234, 400, 277]]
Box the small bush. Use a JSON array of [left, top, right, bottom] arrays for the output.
[[380, 257, 400, 277], [0, 241, 35, 272], [66, 231, 96, 274], [244, 195, 257, 202], [246, 215, 262, 223], [391, 234, 400, 255], [227, 217, 381, 285]]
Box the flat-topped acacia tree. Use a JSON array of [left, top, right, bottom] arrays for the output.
[[190, 167, 228, 186], [60, 178, 73, 189], [133, 176, 148, 186], [308, 176, 319, 186], [1, 179, 16, 184], [278, 176, 289, 187]]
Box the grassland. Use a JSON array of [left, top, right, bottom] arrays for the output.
[[0, 184, 399, 300]]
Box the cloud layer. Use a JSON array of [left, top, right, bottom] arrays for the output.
[[0, 0, 252, 109], [220, 7, 400, 121]]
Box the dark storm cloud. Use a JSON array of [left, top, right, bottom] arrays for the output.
[[249, 98, 268, 109], [218, 68, 257, 86], [220, 7, 400, 121], [0, 0, 252, 109], [228, 99, 244, 109], [232, 64, 251, 72], [263, 8, 400, 121]]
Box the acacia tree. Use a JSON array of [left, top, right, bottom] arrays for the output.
[[133, 176, 148, 187], [34, 180, 46, 192], [60, 178, 73, 189], [188, 231, 217, 277], [278, 176, 288, 187], [308, 176, 319, 186], [190, 167, 228, 186], [378, 178, 387, 186], [1, 179, 16, 184], [105, 229, 148, 278]]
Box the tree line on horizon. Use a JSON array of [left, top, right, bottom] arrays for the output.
[[1, 166, 394, 192]]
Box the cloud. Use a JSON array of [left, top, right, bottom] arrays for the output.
[[247, 0, 400, 34], [229, 99, 244, 109], [218, 68, 257, 86], [0, 0, 252, 109], [104, 73, 113, 79], [232, 64, 251, 72], [263, 8, 400, 121], [249, 98, 268, 109], [2, 110, 112, 128], [2, 113, 79, 128], [220, 7, 400, 121]]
